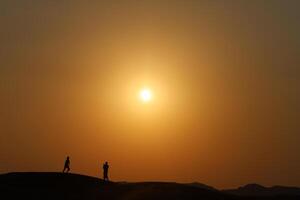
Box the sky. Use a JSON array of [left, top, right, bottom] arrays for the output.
[[0, 0, 299, 188]]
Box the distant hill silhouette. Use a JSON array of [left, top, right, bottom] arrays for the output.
[[224, 183, 300, 197], [1, 172, 300, 200], [186, 182, 218, 191]]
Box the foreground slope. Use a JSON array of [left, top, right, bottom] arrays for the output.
[[0, 172, 233, 200], [0, 172, 299, 200]]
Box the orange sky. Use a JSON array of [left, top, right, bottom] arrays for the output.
[[0, 0, 300, 188]]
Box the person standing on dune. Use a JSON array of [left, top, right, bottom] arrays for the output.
[[63, 156, 70, 173], [103, 161, 109, 181]]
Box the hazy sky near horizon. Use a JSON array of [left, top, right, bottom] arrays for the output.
[[0, 0, 300, 188]]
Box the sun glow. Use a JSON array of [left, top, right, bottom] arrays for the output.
[[139, 88, 152, 102]]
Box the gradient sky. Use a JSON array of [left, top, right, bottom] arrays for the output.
[[0, 0, 300, 188]]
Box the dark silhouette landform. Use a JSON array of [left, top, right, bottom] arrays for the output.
[[1, 172, 300, 200], [223, 183, 300, 197]]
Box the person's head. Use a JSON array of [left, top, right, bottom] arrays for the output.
[[67, 156, 69, 160], [105, 161, 108, 165]]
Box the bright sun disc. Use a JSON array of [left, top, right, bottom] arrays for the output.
[[140, 89, 152, 102]]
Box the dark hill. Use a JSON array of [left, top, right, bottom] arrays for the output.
[[224, 183, 300, 197], [1, 172, 299, 200], [0, 172, 232, 200], [186, 182, 218, 191]]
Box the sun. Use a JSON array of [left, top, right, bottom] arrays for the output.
[[139, 88, 152, 102]]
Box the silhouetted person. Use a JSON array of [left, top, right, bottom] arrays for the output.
[[103, 161, 109, 181], [63, 156, 70, 173]]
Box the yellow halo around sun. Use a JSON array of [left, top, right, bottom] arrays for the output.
[[139, 88, 152, 102]]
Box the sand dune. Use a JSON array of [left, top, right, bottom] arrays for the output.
[[1, 172, 299, 200]]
